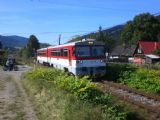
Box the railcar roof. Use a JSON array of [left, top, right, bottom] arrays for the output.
[[48, 40, 104, 48], [37, 47, 48, 51], [37, 39, 104, 51]]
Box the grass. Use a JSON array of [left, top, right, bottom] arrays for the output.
[[22, 67, 147, 120], [5, 75, 12, 82], [23, 79, 105, 120], [4, 92, 26, 120], [7, 103, 18, 112], [22, 68, 114, 120], [12, 112, 25, 120], [0, 80, 5, 90], [0, 75, 12, 91], [7, 102, 25, 120]]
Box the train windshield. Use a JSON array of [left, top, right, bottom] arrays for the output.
[[75, 46, 105, 57], [76, 46, 90, 57], [92, 46, 105, 56]]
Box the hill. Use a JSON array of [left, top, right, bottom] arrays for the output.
[[68, 24, 124, 51], [0, 35, 28, 48], [68, 24, 124, 44]]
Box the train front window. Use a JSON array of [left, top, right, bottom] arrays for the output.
[[76, 46, 90, 57], [92, 46, 105, 56]]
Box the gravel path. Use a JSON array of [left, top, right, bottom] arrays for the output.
[[0, 65, 37, 120]]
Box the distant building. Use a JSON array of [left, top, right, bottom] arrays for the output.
[[109, 45, 136, 62], [133, 41, 160, 64]]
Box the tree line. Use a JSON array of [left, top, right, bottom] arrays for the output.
[[121, 13, 160, 46], [70, 13, 160, 53]]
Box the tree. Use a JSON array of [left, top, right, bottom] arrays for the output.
[[97, 26, 115, 52], [26, 35, 40, 57], [120, 21, 134, 46], [0, 41, 2, 49], [121, 13, 160, 46]]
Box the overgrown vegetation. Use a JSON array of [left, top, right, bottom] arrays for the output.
[[104, 63, 136, 81], [105, 63, 160, 95], [22, 67, 134, 120], [119, 68, 160, 94]]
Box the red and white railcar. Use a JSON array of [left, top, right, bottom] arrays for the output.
[[37, 39, 106, 75]]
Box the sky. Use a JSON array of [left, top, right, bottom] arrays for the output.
[[0, 0, 160, 45]]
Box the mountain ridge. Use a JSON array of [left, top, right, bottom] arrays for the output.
[[0, 35, 28, 48]]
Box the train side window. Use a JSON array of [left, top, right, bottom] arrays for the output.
[[60, 49, 64, 56], [51, 50, 55, 56], [63, 49, 68, 57], [38, 51, 46, 56], [51, 50, 60, 56], [57, 50, 60, 56]]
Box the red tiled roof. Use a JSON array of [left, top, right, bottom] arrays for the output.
[[138, 41, 160, 54]]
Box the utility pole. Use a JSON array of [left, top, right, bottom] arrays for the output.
[[59, 34, 61, 45]]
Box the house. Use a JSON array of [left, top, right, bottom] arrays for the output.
[[133, 41, 160, 64], [109, 45, 136, 62]]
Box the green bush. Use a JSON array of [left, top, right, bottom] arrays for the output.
[[23, 67, 129, 120], [119, 68, 160, 94], [105, 63, 136, 81]]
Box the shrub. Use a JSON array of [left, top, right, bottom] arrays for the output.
[[105, 63, 136, 81], [119, 68, 160, 94]]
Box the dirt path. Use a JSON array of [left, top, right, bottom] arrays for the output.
[[0, 65, 37, 120]]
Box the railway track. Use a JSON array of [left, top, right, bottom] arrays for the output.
[[98, 80, 160, 119]]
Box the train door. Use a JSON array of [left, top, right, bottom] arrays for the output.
[[68, 50, 72, 66]]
